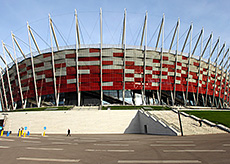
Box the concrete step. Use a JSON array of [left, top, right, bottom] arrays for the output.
[[149, 110, 226, 135], [71, 106, 99, 110]]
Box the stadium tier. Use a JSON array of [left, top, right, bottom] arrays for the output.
[[0, 10, 229, 110]]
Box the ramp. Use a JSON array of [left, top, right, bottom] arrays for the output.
[[149, 110, 226, 135]]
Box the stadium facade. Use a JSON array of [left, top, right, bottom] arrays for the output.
[[0, 9, 230, 110]]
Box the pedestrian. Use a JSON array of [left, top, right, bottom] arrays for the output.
[[67, 128, 71, 136], [18, 128, 20, 136], [199, 120, 202, 127]]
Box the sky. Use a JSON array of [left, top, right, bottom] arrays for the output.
[[0, 0, 230, 109]]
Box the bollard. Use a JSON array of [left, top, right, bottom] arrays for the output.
[[43, 126, 46, 137], [0, 126, 3, 137]]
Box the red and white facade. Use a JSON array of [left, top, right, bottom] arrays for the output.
[[0, 46, 229, 110]]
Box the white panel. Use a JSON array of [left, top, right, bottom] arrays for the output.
[[153, 63, 160, 67], [67, 79, 76, 84], [163, 61, 174, 65], [168, 72, 174, 76], [188, 79, 197, 83], [134, 74, 142, 78], [152, 67, 159, 71], [78, 61, 100, 66], [36, 74, 45, 80], [125, 77, 134, 82], [152, 75, 159, 79], [103, 57, 122, 62], [113, 61, 123, 65], [134, 61, 143, 66], [145, 70, 152, 74], [181, 70, 186, 74], [78, 69, 90, 74], [46, 78, 53, 83], [79, 53, 99, 57], [126, 69, 135, 73], [103, 65, 123, 69], [55, 59, 66, 64], [175, 80, 181, 84], [177, 66, 182, 70], [203, 71, 207, 75], [22, 86, 29, 92], [102, 82, 113, 86], [162, 68, 168, 72], [152, 82, 159, 86]]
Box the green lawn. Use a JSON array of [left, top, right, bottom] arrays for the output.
[[182, 111, 230, 128], [5, 106, 73, 112], [102, 105, 171, 110]]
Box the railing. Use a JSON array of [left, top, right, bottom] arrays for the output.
[[141, 109, 181, 133]]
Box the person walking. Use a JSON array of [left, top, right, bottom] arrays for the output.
[[67, 128, 71, 136]]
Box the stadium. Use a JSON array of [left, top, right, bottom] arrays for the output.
[[0, 9, 230, 111]]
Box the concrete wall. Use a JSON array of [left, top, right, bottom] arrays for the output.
[[125, 110, 178, 136]]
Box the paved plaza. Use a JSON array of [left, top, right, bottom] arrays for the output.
[[0, 133, 229, 163]]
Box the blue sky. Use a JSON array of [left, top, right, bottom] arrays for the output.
[[0, 0, 230, 109], [1, 0, 230, 59]]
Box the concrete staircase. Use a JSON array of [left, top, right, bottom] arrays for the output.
[[71, 106, 99, 110], [149, 110, 225, 135]]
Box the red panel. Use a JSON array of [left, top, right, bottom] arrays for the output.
[[35, 63, 44, 67], [89, 48, 100, 53], [153, 59, 160, 63], [66, 53, 76, 58], [19, 64, 26, 69], [113, 53, 124, 57], [20, 72, 27, 77], [27, 66, 32, 70], [66, 67, 77, 75], [162, 64, 174, 68], [182, 67, 188, 71], [152, 71, 160, 75], [37, 71, 44, 75], [193, 62, 199, 67], [146, 66, 152, 70], [182, 56, 188, 60], [79, 57, 100, 61], [43, 53, 51, 58], [55, 63, 66, 68], [134, 78, 143, 82], [162, 72, 168, 75], [102, 61, 113, 65], [126, 61, 135, 66], [103, 77, 123, 82], [102, 69, 123, 74], [177, 70, 181, 73]]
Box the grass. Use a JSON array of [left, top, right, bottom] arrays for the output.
[[102, 105, 171, 110], [5, 106, 73, 112], [182, 111, 230, 128], [2, 105, 170, 112]]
